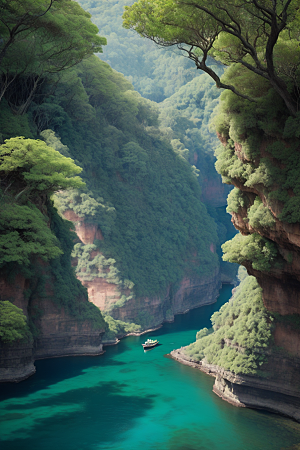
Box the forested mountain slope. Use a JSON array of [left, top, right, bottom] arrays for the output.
[[78, 0, 202, 102], [76, 0, 237, 283], [0, 0, 228, 380]]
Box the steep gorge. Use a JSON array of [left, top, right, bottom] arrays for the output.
[[0, 21, 231, 379]]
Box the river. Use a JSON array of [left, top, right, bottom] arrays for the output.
[[1, 284, 300, 450]]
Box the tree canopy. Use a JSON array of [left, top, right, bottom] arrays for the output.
[[0, 137, 85, 200], [0, 0, 106, 113], [0, 301, 30, 343], [0, 0, 106, 66], [123, 0, 300, 116]]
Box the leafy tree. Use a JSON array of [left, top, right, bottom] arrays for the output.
[[0, 137, 85, 267], [0, 301, 31, 343], [0, 0, 106, 113], [103, 314, 141, 340], [222, 232, 279, 271], [0, 202, 62, 266], [78, 0, 202, 102], [123, 0, 300, 116], [0, 137, 85, 200]]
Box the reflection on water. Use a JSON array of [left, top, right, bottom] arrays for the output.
[[1, 284, 300, 450]]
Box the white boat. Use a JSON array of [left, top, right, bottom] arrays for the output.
[[142, 339, 159, 349]]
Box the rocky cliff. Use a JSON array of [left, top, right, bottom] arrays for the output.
[[0, 202, 106, 383], [171, 348, 300, 422], [110, 271, 221, 328], [67, 212, 222, 331], [178, 89, 300, 420], [0, 270, 105, 382]]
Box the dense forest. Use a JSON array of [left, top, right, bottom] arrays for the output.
[[0, 0, 233, 348]]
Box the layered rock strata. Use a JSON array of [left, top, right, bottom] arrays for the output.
[[222, 135, 300, 315], [171, 348, 300, 422], [0, 273, 105, 382], [33, 301, 104, 360], [0, 341, 35, 383], [110, 271, 221, 328]]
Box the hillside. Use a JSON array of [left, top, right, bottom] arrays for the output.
[[0, 0, 230, 380]]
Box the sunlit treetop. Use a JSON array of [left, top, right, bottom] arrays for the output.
[[123, 0, 300, 116], [0, 137, 85, 200]]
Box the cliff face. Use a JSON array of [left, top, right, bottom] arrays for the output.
[[0, 271, 105, 382], [68, 214, 222, 330], [110, 271, 221, 328], [208, 128, 300, 420], [33, 300, 104, 360], [230, 178, 300, 315], [171, 348, 300, 422], [201, 174, 231, 208], [63, 210, 103, 245]]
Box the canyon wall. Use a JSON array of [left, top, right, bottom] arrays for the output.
[[67, 211, 223, 331], [0, 266, 105, 383], [195, 125, 300, 420], [171, 348, 300, 422]]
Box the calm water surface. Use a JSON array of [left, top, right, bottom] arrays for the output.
[[1, 284, 300, 450]]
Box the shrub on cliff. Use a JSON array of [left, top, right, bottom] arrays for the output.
[[0, 137, 85, 199], [0, 301, 32, 344], [222, 233, 279, 272], [184, 270, 273, 375], [103, 314, 141, 340]]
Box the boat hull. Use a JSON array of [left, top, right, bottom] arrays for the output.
[[142, 342, 159, 349]]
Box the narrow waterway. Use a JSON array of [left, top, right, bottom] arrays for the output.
[[1, 284, 300, 450]]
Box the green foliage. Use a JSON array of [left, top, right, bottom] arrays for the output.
[[0, 137, 85, 198], [0, 0, 224, 312], [214, 80, 300, 224], [196, 327, 210, 340], [248, 198, 275, 230], [0, 134, 87, 269], [0, 200, 62, 266], [215, 140, 251, 185], [183, 275, 273, 375], [103, 314, 141, 340], [71, 244, 134, 297], [29, 56, 219, 298], [78, 0, 202, 102], [0, 0, 106, 114], [222, 233, 279, 272], [123, 0, 300, 116], [157, 72, 223, 185], [0, 301, 32, 344], [40, 129, 71, 157], [0, 100, 33, 141], [226, 188, 248, 214], [54, 189, 116, 229]]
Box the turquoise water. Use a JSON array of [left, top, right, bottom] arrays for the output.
[[1, 284, 300, 450]]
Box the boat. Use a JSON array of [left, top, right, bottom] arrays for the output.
[[142, 339, 159, 349]]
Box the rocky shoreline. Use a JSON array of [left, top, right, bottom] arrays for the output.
[[1, 290, 224, 382], [170, 348, 300, 422]]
